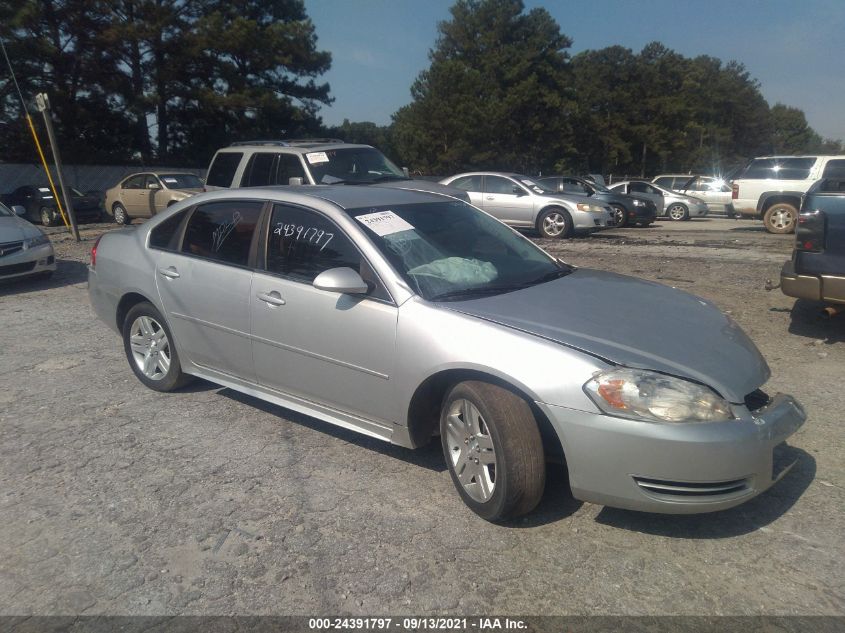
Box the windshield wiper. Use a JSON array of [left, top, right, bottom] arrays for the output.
[[429, 285, 530, 302], [524, 265, 575, 286]]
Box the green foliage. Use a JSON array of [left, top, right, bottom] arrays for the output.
[[391, 0, 575, 175]]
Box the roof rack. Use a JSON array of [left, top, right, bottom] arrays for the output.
[[228, 138, 346, 147]]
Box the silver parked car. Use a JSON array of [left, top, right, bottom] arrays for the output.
[[652, 174, 735, 214], [609, 180, 709, 220], [0, 202, 56, 281], [89, 186, 805, 521], [439, 172, 613, 238]]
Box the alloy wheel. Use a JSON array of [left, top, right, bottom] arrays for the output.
[[444, 398, 497, 502], [542, 212, 567, 237], [128, 316, 171, 380]]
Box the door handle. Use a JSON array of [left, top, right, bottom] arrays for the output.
[[257, 291, 286, 306], [158, 266, 180, 279], [486, 196, 494, 200]]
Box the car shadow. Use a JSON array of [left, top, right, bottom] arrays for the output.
[[506, 463, 583, 527], [217, 388, 447, 473], [784, 299, 845, 343], [0, 259, 89, 296], [593, 445, 814, 539]]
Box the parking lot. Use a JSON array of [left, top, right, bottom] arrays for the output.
[[1, 217, 843, 616]]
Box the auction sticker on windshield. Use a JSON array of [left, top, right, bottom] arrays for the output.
[[306, 152, 330, 165], [356, 210, 414, 236]]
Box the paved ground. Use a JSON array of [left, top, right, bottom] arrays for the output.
[[1, 217, 843, 616]]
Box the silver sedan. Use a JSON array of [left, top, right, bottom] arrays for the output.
[[0, 202, 56, 281], [439, 172, 613, 237], [89, 186, 805, 521], [609, 180, 709, 220]]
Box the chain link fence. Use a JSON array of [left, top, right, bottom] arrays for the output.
[[0, 163, 205, 195]]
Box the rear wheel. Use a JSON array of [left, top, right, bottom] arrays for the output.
[[440, 381, 545, 521], [40, 207, 57, 226], [122, 302, 192, 392], [763, 203, 798, 234], [537, 207, 572, 238], [113, 203, 130, 225]]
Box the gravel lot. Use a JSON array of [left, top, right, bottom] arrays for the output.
[[1, 217, 843, 617]]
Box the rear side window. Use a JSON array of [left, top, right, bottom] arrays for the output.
[[181, 201, 263, 266], [149, 210, 188, 250], [740, 158, 816, 180], [822, 159, 845, 179], [653, 177, 675, 189], [450, 175, 482, 192], [206, 152, 243, 188], [244, 153, 276, 187], [277, 155, 307, 184]]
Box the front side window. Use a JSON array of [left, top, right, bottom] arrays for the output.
[[206, 152, 243, 188], [123, 175, 145, 190], [181, 201, 263, 266], [485, 176, 518, 195], [563, 178, 588, 194], [265, 204, 389, 299], [629, 181, 656, 194], [277, 155, 307, 184], [347, 200, 567, 301], [653, 176, 674, 189], [144, 175, 161, 189]]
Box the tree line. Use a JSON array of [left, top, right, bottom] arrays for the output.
[[2, 0, 841, 176]]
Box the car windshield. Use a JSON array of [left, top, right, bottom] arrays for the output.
[[514, 175, 556, 195], [0, 203, 13, 217], [346, 200, 571, 301], [307, 148, 406, 184], [158, 173, 203, 189]]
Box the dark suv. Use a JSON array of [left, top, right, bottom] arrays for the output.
[[779, 173, 845, 308]]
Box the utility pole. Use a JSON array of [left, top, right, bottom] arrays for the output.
[[35, 93, 79, 242]]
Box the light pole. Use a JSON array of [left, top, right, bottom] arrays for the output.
[[35, 92, 79, 242]]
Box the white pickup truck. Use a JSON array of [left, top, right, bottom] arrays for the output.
[[731, 155, 845, 233]]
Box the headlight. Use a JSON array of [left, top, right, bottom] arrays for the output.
[[24, 234, 51, 248], [632, 199, 645, 207], [576, 203, 604, 213], [584, 368, 733, 423]]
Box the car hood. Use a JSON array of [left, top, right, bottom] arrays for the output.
[[377, 179, 471, 203], [444, 268, 770, 402], [0, 215, 42, 241]]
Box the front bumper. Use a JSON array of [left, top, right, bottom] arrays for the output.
[[780, 259, 845, 305], [0, 243, 56, 280], [538, 392, 806, 514], [572, 210, 613, 232]]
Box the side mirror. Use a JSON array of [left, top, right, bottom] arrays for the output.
[[288, 177, 303, 186], [313, 267, 368, 295], [512, 186, 526, 196], [402, 166, 410, 178], [147, 182, 161, 190], [11, 205, 26, 217]]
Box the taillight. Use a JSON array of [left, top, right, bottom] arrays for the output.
[[90, 235, 103, 268], [731, 183, 738, 200], [796, 210, 825, 252]]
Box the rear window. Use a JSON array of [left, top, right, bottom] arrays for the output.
[[739, 158, 816, 180], [206, 152, 243, 188], [822, 159, 845, 180]]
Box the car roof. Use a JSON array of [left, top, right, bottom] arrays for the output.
[[195, 184, 454, 210], [218, 141, 374, 152]]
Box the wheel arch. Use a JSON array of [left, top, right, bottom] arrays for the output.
[[405, 367, 565, 462], [757, 192, 803, 213], [116, 291, 155, 332]]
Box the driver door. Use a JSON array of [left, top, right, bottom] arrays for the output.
[[482, 175, 533, 225], [250, 203, 398, 426]]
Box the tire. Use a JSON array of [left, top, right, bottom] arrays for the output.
[[440, 381, 545, 521], [763, 202, 798, 234], [122, 302, 192, 392], [667, 203, 689, 221], [537, 207, 572, 239], [610, 204, 627, 228], [113, 203, 130, 225], [40, 207, 57, 226]]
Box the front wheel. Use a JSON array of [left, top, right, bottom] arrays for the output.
[[763, 203, 797, 234], [40, 207, 57, 226], [611, 204, 627, 228], [440, 381, 545, 521], [122, 302, 192, 392], [667, 203, 689, 221], [537, 207, 572, 239]]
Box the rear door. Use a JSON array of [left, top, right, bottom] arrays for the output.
[[121, 175, 147, 216], [154, 199, 264, 381], [250, 203, 398, 426]]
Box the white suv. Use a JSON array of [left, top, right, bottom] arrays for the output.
[[731, 155, 845, 233], [205, 139, 469, 201]]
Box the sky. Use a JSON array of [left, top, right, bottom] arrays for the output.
[[304, 0, 845, 142]]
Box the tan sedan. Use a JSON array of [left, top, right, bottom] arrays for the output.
[[104, 172, 204, 224]]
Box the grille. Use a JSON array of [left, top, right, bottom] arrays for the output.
[[0, 240, 24, 258], [0, 261, 36, 276], [634, 476, 749, 498], [744, 389, 771, 412]]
